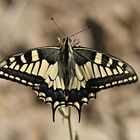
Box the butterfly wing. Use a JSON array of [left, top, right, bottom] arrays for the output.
[[0, 46, 67, 120], [66, 46, 138, 120]]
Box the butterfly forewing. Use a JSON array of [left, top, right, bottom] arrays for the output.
[[0, 47, 58, 83], [73, 47, 137, 91]]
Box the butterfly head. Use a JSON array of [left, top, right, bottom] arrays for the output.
[[59, 37, 80, 51], [62, 37, 72, 45], [58, 37, 73, 52]]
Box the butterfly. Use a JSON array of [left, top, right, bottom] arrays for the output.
[[0, 37, 138, 121]]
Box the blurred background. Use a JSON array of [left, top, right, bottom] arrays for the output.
[[0, 0, 139, 140]]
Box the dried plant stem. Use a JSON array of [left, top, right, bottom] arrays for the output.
[[68, 107, 73, 140]]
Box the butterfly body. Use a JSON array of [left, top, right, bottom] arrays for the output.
[[0, 37, 138, 121], [59, 37, 75, 88]]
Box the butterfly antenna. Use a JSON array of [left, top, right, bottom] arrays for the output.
[[51, 17, 66, 37], [69, 25, 91, 38]]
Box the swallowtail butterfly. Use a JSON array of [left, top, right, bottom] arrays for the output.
[[0, 37, 138, 121]]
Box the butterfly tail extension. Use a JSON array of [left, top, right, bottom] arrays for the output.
[[52, 104, 57, 122], [78, 106, 82, 122]]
